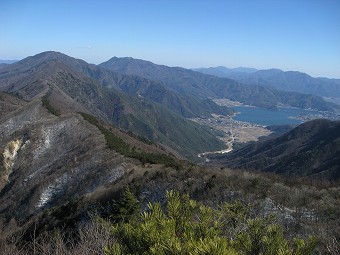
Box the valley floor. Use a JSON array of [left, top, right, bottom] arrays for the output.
[[190, 113, 271, 153]]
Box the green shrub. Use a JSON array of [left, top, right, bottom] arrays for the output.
[[106, 191, 237, 255], [110, 187, 140, 223], [105, 191, 317, 255]]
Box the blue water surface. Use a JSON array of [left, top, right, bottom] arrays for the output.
[[232, 106, 320, 126]]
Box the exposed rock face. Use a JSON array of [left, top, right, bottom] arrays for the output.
[[0, 101, 135, 232], [1, 139, 23, 183]]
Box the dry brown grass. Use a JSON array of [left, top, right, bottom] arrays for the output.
[[0, 215, 113, 255]]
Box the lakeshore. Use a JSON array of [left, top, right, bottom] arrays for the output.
[[193, 99, 340, 159]]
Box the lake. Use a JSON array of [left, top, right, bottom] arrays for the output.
[[232, 106, 321, 126]]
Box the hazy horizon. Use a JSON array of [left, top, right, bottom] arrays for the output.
[[1, 53, 339, 80], [1, 0, 340, 78]]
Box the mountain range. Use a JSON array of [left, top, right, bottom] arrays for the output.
[[0, 52, 228, 161], [1, 51, 339, 163], [0, 52, 339, 250], [194, 66, 340, 99], [100, 57, 340, 112]]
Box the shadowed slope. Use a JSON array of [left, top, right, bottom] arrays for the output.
[[211, 119, 340, 180]]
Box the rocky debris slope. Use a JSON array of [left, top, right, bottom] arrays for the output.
[[0, 100, 138, 233]]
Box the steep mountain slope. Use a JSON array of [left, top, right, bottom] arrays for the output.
[[0, 92, 184, 233], [196, 67, 340, 98], [0, 66, 338, 255], [210, 119, 340, 180], [99, 57, 256, 98], [0, 54, 226, 161], [104, 74, 233, 117], [0, 92, 27, 118], [0, 98, 119, 228], [0, 64, 8, 70], [7, 51, 231, 118], [99, 57, 340, 112]]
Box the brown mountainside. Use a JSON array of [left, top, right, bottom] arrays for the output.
[[210, 119, 340, 180], [0, 53, 226, 161]]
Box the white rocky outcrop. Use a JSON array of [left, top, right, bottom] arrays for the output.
[[36, 173, 70, 209], [1, 139, 23, 182]]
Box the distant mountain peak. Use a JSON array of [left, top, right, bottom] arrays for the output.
[[104, 56, 156, 65]]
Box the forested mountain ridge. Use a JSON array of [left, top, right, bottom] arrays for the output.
[[100, 57, 340, 112], [0, 52, 227, 161], [1, 51, 232, 118], [210, 119, 340, 180], [195, 66, 340, 98]]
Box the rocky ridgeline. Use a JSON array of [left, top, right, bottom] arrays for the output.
[[0, 101, 136, 232]]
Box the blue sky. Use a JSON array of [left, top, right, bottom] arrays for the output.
[[1, 0, 340, 78]]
